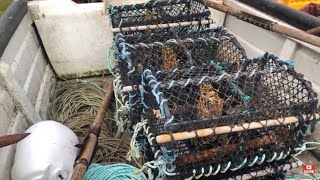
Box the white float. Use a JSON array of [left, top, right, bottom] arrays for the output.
[[11, 121, 79, 180]]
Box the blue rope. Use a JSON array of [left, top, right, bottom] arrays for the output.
[[84, 163, 148, 180]]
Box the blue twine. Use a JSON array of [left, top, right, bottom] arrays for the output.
[[281, 59, 295, 69], [84, 163, 147, 180]]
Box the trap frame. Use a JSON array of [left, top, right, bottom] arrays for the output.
[[136, 53, 318, 179], [110, 0, 215, 130], [109, 0, 211, 33], [114, 26, 247, 126], [108, 0, 319, 179]]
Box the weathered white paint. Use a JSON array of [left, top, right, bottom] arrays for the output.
[[10, 27, 40, 87], [35, 65, 55, 120], [293, 46, 320, 85], [23, 48, 47, 106], [0, 62, 42, 125], [0, 113, 29, 179], [0, 11, 54, 179], [29, 1, 112, 79], [279, 39, 298, 59], [0, 87, 15, 136], [224, 15, 286, 56]]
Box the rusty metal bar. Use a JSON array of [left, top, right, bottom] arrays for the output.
[[0, 133, 30, 148]]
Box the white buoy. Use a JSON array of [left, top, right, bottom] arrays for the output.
[[12, 120, 79, 180]]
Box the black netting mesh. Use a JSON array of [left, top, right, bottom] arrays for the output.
[[138, 53, 317, 178], [109, 0, 211, 33], [114, 27, 247, 126], [109, 1, 318, 179]]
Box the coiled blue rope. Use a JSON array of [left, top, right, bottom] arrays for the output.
[[84, 163, 148, 180]]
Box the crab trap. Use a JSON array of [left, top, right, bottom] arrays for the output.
[[133, 53, 318, 179], [114, 26, 247, 126], [109, 0, 211, 34]]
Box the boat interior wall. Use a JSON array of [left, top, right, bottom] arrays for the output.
[[28, 1, 111, 79], [0, 12, 55, 179]]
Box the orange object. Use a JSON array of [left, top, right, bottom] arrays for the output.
[[273, 0, 320, 9]]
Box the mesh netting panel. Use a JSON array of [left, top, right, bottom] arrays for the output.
[[115, 27, 246, 83], [137, 53, 317, 178], [109, 0, 317, 178], [114, 27, 247, 125], [109, 0, 210, 30]]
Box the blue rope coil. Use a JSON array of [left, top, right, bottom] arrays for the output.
[[84, 163, 147, 180]]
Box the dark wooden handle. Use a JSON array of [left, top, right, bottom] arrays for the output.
[[71, 84, 114, 180]]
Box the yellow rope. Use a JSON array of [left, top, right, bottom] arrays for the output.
[[48, 79, 134, 165]]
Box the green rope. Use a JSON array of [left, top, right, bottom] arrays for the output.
[[242, 95, 250, 102], [84, 163, 148, 180], [210, 59, 214, 66]]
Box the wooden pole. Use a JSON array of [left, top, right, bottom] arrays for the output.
[[156, 113, 320, 144], [202, 0, 320, 47], [71, 84, 114, 180], [112, 20, 214, 33], [307, 26, 320, 36], [0, 133, 30, 148]]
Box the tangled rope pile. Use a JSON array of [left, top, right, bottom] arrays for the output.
[[48, 79, 131, 164], [84, 163, 147, 180]]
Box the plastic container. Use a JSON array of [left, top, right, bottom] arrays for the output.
[[12, 121, 79, 180], [273, 0, 320, 9]]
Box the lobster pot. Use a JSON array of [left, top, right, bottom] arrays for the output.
[[12, 121, 79, 180], [114, 27, 247, 125], [137, 53, 318, 179], [109, 0, 211, 34]]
